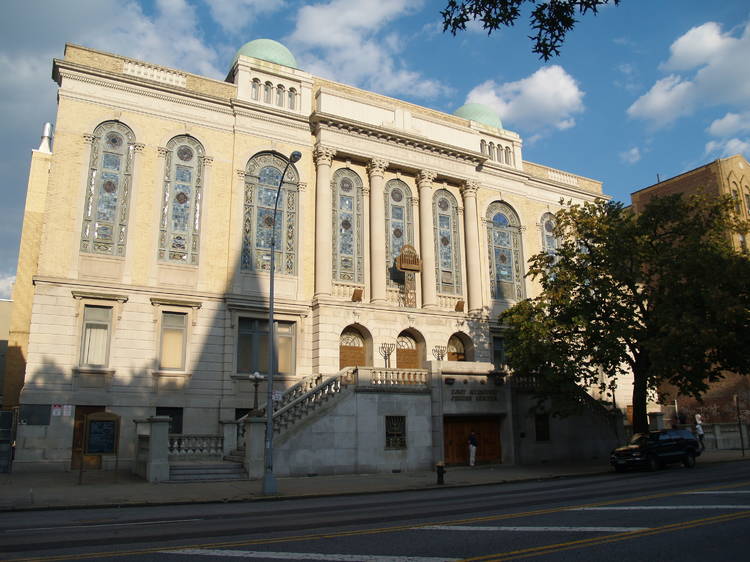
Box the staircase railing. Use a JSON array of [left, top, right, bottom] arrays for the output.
[[168, 434, 224, 459]]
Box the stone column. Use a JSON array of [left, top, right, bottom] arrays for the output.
[[461, 180, 483, 314], [368, 159, 389, 304], [418, 171, 438, 308], [314, 145, 336, 298]]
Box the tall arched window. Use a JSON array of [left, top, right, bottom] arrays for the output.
[[263, 82, 272, 103], [332, 168, 364, 284], [540, 212, 558, 257], [80, 121, 136, 256], [385, 179, 414, 286], [159, 135, 205, 264], [480, 140, 487, 155], [251, 79, 260, 101], [433, 189, 462, 295], [242, 152, 299, 274], [276, 85, 285, 106], [288, 88, 297, 110], [487, 201, 524, 301], [505, 146, 513, 165], [488, 143, 495, 160]]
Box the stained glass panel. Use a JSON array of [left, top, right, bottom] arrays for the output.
[[102, 153, 121, 170], [340, 196, 353, 211], [97, 173, 119, 221], [175, 166, 192, 183], [258, 186, 279, 207], [259, 166, 281, 187]]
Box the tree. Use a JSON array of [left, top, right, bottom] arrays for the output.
[[500, 195, 750, 434], [442, 0, 621, 60]]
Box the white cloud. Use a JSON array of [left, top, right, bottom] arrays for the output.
[[620, 147, 641, 164], [707, 112, 750, 137], [0, 274, 14, 300], [628, 21, 750, 129], [705, 138, 750, 159], [465, 66, 585, 133], [288, 0, 450, 99], [205, 0, 285, 36]]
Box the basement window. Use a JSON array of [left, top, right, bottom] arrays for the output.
[[385, 415, 406, 449]]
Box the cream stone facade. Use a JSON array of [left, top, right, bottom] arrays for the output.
[[6, 42, 621, 475]]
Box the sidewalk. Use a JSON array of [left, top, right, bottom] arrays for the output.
[[1, 450, 747, 512]]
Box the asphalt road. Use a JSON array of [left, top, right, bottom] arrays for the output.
[[2, 460, 750, 561]]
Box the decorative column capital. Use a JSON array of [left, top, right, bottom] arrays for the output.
[[460, 180, 480, 197], [157, 146, 169, 158], [200, 155, 213, 166], [82, 134, 96, 145], [236, 169, 247, 179], [132, 142, 145, 153], [417, 170, 437, 188], [367, 158, 389, 177], [298, 181, 308, 192], [313, 144, 336, 167]]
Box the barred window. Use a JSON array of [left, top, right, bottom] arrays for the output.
[[385, 415, 406, 449]]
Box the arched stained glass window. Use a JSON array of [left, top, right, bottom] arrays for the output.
[[80, 121, 136, 256], [486, 201, 524, 301], [242, 152, 299, 274], [433, 189, 462, 295], [385, 179, 414, 286], [332, 168, 364, 284], [159, 135, 205, 264], [540, 212, 558, 257]]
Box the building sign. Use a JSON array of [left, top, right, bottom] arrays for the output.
[[450, 389, 499, 402], [84, 412, 120, 455]]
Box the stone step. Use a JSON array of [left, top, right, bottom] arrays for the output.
[[169, 462, 246, 482]]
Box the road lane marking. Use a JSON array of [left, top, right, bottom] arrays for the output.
[[571, 505, 750, 510], [464, 510, 750, 561], [9, 480, 750, 562], [164, 550, 459, 561], [684, 491, 750, 494], [5, 519, 204, 533], [419, 526, 650, 532]]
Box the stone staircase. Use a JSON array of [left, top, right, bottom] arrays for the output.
[[169, 460, 246, 482]]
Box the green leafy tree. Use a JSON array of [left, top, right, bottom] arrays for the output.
[[501, 195, 750, 433], [442, 0, 621, 60]]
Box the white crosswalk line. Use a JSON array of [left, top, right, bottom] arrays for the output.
[[571, 505, 750, 510], [164, 549, 459, 561], [419, 525, 649, 532]]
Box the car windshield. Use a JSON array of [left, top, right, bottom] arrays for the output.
[[629, 433, 649, 445]]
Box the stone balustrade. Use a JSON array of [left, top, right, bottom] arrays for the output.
[[357, 366, 428, 387], [168, 434, 224, 459]]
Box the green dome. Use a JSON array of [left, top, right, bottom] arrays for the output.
[[234, 39, 298, 69], [453, 103, 502, 129]]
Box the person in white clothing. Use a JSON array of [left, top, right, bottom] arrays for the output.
[[468, 432, 478, 466]]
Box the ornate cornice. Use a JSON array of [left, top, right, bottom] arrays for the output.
[[313, 145, 336, 167], [367, 158, 389, 177], [312, 111, 486, 167]]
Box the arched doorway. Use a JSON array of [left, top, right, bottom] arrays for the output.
[[448, 333, 474, 361], [396, 329, 424, 369], [339, 325, 369, 369]]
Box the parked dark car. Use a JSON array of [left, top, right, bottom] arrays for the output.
[[610, 429, 701, 472]]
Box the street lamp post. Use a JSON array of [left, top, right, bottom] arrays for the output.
[[263, 150, 301, 496]]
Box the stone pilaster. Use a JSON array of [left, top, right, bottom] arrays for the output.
[[417, 171, 438, 308], [367, 159, 389, 304], [461, 180, 482, 313], [314, 145, 336, 298]]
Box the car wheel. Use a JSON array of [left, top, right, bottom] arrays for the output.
[[647, 455, 660, 472], [683, 452, 696, 468]]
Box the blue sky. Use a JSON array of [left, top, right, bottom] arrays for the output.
[[1, 0, 749, 298]]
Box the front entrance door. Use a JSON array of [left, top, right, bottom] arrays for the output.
[[443, 416, 502, 465], [71, 405, 105, 469]]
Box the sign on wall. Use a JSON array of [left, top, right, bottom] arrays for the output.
[[84, 412, 120, 455]]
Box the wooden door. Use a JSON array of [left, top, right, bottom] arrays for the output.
[[443, 416, 502, 465], [396, 334, 420, 368], [340, 329, 366, 369], [71, 405, 105, 469]]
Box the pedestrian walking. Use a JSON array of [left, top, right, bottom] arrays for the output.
[[695, 423, 705, 451], [468, 431, 478, 466]]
